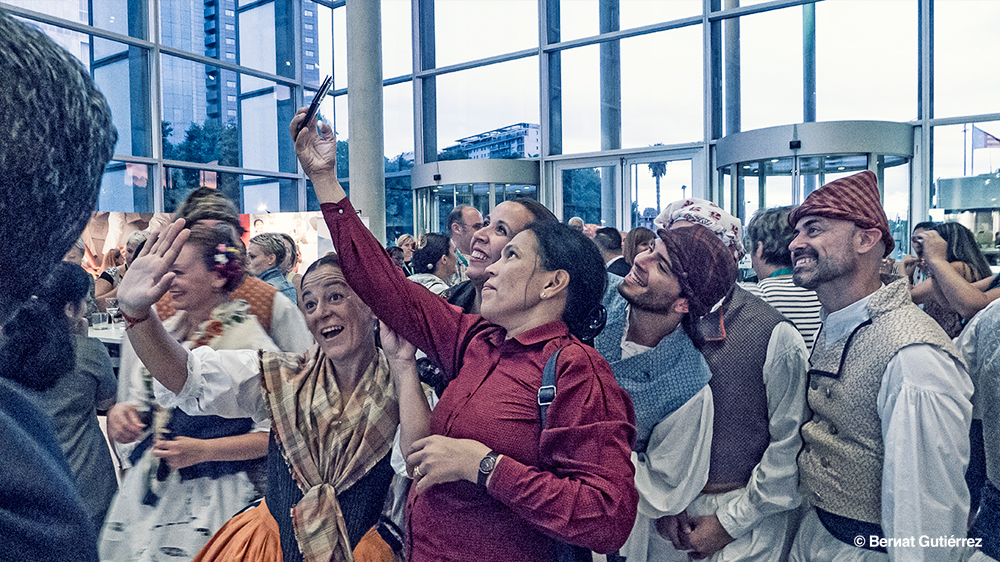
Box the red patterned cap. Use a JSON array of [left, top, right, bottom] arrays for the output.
[[788, 171, 894, 256]]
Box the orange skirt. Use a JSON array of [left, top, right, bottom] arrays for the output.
[[193, 498, 397, 562], [193, 499, 281, 562]]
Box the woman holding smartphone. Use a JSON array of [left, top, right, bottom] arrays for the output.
[[290, 109, 638, 561]]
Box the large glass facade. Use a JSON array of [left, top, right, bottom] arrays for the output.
[[4, 0, 998, 242]]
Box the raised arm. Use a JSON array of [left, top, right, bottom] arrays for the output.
[[289, 108, 476, 376], [379, 321, 430, 466], [289, 108, 346, 205], [917, 230, 999, 320], [116, 220, 192, 394]]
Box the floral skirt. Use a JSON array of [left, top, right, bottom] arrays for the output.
[[99, 453, 258, 562]]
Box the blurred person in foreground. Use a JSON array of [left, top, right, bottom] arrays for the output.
[[31, 262, 118, 534], [0, 10, 117, 561], [787, 171, 972, 562]]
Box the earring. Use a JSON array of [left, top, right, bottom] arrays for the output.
[[540, 292, 547, 299]]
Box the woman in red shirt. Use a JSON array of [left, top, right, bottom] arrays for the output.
[[292, 110, 638, 561]]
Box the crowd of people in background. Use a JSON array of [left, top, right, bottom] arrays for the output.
[[9, 9, 1000, 562]]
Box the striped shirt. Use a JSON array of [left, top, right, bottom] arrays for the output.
[[754, 275, 823, 352]]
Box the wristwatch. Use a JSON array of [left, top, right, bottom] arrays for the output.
[[478, 451, 499, 488]]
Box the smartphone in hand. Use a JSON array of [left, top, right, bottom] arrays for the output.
[[296, 74, 332, 135]]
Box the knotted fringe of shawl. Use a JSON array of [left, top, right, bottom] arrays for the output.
[[259, 345, 398, 562]]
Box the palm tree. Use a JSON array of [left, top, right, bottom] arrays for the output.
[[648, 159, 667, 212]]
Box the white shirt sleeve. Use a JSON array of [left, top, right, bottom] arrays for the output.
[[878, 344, 973, 562], [153, 346, 269, 423], [716, 322, 809, 539], [269, 293, 314, 354], [632, 385, 714, 518]]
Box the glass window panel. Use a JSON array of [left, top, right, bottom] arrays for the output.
[[11, 15, 91, 66], [557, 0, 598, 42], [4, 0, 87, 25], [500, 183, 537, 203], [242, 174, 298, 213], [163, 167, 242, 213], [555, 0, 700, 43], [935, 1, 1000, 119], [631, 158, 692, 219], [561, 45, 601, 154], [333, 6, 347, 90], [737, 7, 803, 132], [620, 0, 700, 30], [99, 161, 153, 213], [91, 0, 145, 38], [159, 0, 211, 55], [386, 172, 414, 240], [563, 167, 613, 225], [436, 58, 539, 160], [238, 4, 276, 74], [241, 93, 279, 171], [382, 0, 412, 78], [882, 157, 910, 259], [934, 122, 1000, 183], [160, 54, 234, 163], [816, 0, 916, 122], [93, 46, 152, 157], [621, 26, 702, 147], [335, 94, 349, 178], [384, 82, 414, 165], [434, 0, 536, 67]]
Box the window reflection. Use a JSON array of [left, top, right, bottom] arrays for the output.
[[101, 162, 153, 213], [436, 58, 539, 161]]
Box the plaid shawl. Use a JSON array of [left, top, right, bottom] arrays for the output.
[[259, 345, 398, 562]]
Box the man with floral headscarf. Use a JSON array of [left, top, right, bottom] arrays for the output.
[[653, 198, 809, 562], [594, 226, 734, 560], [787, 171, 972, 562]]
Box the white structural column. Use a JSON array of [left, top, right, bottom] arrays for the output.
[[346, 0, 386, 242]]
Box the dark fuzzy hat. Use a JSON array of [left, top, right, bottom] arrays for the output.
[[0, 11, 117, 318]]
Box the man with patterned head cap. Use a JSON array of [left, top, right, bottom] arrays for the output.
[[594, 226, 733, 560], [787, 171, 972, 562], [651, 199, 809, 561]]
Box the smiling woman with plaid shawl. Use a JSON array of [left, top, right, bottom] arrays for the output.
[[117, 237, 400, 562]]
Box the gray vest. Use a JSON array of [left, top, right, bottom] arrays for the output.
[[799, 279, 962, 524], [693, 286, 786, 488]]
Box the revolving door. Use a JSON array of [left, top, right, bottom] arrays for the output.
[[716, 121, 914, 258]]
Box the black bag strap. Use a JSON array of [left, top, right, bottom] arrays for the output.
[[538, 348, 562, 428], [537, 346, 597, 562]]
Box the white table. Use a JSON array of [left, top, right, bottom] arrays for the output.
[[89, 325, 125, 369]]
